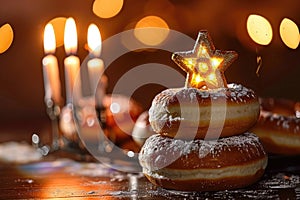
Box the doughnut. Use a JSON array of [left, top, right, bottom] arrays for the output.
[[139, 133, 267, 191], [251, 98, 300, 155], [132, 111, 156, 146], [259, 97, 299, 117], [103, 94, 143, 143], [149, 83, 260, 140]]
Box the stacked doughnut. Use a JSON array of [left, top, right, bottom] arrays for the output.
[[139, 84, 268, 191], [251, 98, 300, 155]]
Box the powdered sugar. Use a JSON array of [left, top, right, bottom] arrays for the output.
[[148, 84, 258, 138], [259, 110, 300, 134], [139, 133, 265, 171], [149, 83, 256, 124]]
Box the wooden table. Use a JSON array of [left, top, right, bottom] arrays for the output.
[[0, 120, 299, 199], [0, 149, 299, 199]]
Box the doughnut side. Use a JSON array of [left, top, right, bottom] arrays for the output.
[[251, 127, 300, 155], [252, 111, 300, 155], [139, 133, 267, 191], [143, 162, 266, 191], [139, 133, 267, 170], [149, 84, 260, 139]]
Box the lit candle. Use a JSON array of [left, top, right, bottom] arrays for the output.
[[42, 23, 61, 104], [64, 17, 81, 104], [87, 23, 105, 105]]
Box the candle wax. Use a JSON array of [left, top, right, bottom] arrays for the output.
[[87, 58, 104, 93], [64, 55, 80, 104], [42, 54, 61, 104], [87, 58, 106, 106]]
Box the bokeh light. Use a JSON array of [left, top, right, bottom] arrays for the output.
[[121, 21, 143, 51], [93, 0, 124, 19], [134, 16, 169, 46], [280, 18, 299, 49], [247, 14, 273, 45], [48, 17, 67, 48], [0, 23, 14, 54]]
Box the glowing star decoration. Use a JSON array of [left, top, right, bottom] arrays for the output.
[[172, 31, 237, 89]]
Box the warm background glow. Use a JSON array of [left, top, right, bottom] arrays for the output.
[[280, 18, 300, 49], [1, 0, 300, 123], [0, 23, 13, 54], [93, 0, 124, 19], [247, 14, 273, 45], [48, 17, 67, 48], [134, 16, 169, 46]]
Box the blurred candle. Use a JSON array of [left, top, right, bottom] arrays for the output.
[[87, 23, 105, 105], [64, 17, 80, 104], [42, 23, 61, 104]]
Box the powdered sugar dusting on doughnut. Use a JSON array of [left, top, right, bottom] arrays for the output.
[[139, 133, 266, 170], [259, 110, 300, 134], [176, 83, 255, 101], [150, 83, 255, 106], [148, 83, 258, 136]]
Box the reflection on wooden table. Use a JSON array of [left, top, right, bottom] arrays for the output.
[[0, 148, 299, 199], [0, 120, 299, 199]]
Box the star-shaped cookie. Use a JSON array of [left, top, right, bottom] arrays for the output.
[[172, 31, 238, 89]]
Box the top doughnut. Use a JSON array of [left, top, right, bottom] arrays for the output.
[[149, 83, 260, 140]]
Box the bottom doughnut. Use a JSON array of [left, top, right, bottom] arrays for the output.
[[139, 133, 267, 191]]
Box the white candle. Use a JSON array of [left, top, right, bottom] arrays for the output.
[[87, 58, 104, 94], [87, 23, 105, 106], [42, 23, 61, 104], [64, 55, 80, 103], [64, 17, 81, 104]]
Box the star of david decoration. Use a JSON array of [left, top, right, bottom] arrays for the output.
[[172, 31, 238, 90]]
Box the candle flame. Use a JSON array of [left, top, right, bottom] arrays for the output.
[[87, 23, 102, 57], [44, 23, 56, 54], [64, 17, 78, 55]]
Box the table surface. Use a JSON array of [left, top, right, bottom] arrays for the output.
[[0, 121, 300, 200], [0, 149, 299, 200]]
